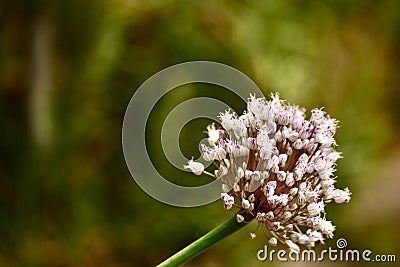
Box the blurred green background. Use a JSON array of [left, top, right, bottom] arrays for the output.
[[1, 0, 400, 266]]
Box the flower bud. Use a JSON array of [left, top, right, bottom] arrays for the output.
[[184, 160, 204, 175], [236, 214, 245, 223]]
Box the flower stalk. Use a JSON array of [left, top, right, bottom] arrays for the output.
[[157, 213, 254, 267]]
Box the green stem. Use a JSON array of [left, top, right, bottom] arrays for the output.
[[156, 213, 254, 267]]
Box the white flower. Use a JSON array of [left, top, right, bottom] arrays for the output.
[[285, 173, 295, 187], [279, 194, 289, 206], [267, 195, 280, 206], [307, 230, 324, 243], [264, 181, 276, 197], [333, 188, 351, 203], [236, 167, 244, 179], [277, 171, 286, 181], [316, 218, 336, 238], [186, 93, 351, 252], [201, 145, 216, 161], [242, 198, 251, 209], [221, 193, 234, 210], [184, 159, 204, 175], [206, 123, 221, 143], [307, 202, 324, 217]]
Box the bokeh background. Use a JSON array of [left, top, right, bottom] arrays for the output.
[[1, 0, 400, 266]]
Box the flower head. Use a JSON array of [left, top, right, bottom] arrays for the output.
[[186, 93, 351, 250]]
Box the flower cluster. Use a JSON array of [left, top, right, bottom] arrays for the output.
[[184, 93, 351, 252]]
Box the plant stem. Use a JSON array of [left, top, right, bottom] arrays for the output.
[[156, 213, 254, 267]]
